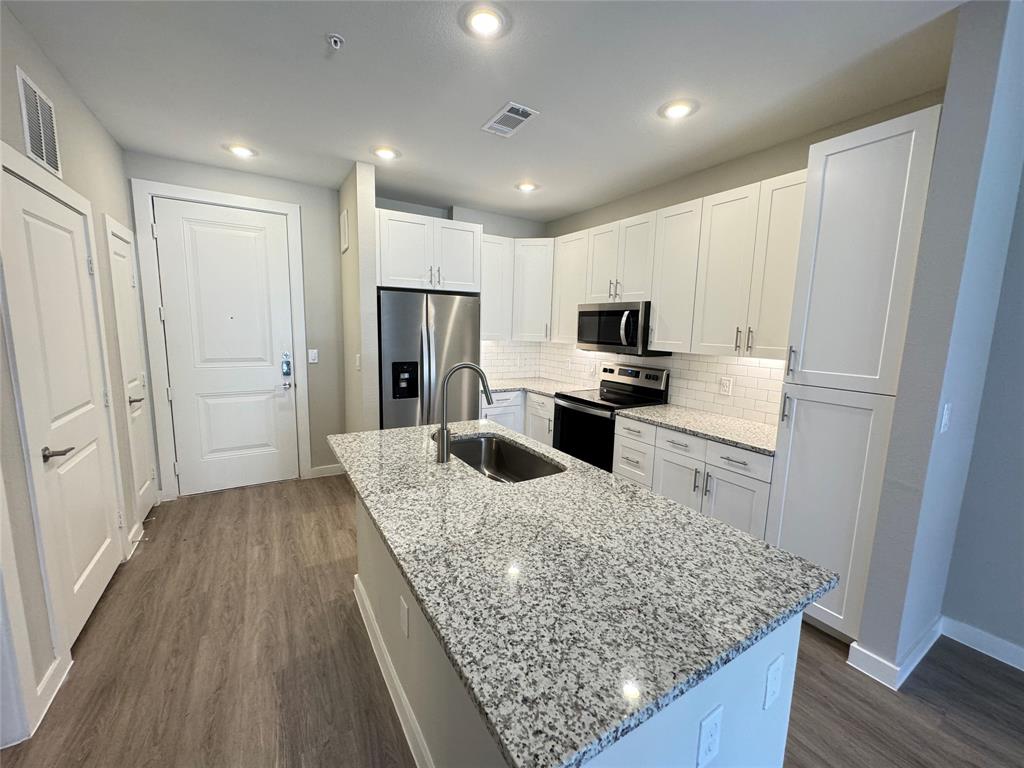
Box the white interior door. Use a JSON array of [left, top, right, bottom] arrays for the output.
[[2, 169, 122, 644], [106, 217, 158, 542], [480, 235, 513, 341], [154, 198, 299, 495], [786, 106, 940, 394]]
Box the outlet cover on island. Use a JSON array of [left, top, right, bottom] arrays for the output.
[[697, 705, 722, 767], [719, 376, 733, 396], [940, 402, 952, 433], [764, 654, 784, 709]]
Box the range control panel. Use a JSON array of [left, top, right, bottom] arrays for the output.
[[599, 363, 668, 391]]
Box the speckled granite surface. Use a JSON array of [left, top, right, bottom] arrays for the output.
[[329, 421, 835, 768], [620, 404, 779, 456], [486, 377, 579, 397]]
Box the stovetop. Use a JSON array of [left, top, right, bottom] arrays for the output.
[[554, 387, 658, 411]]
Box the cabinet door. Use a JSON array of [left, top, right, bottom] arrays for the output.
[[649, 199, 702, 353], [746, 171, 806, 359], [481, 235, 514, 341], [617, 212, 656, 302], [702, 465, 770, 539], [766, 384, 894, 639], [511, 239, 554, 341], [550, 231, 588, 343], [612, 434, 654, 488], [786, 106, 940, 394], [435, 219, 482, 291], [378, 209, 434, 288], [482, 405, 523, 433], [652, 449, 704, 514], [525, 407, 553, 446], [691, 183, 760, 355], [584, 222, 621, 302]]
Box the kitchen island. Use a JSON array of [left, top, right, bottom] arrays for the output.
[[329, 421, 835, 768]]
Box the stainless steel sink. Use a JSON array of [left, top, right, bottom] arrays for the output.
[[447, 435, 565, 484]]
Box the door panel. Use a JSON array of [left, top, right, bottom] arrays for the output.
[[767, 384, 894, 638], [427, 293, 480, 424], [703, 466, 769, 539], [787, 106, 940, 394], [435, 219, 481, 291], [652, 449, 704, 513], [550, 232, 588, 343], [617, 212, 655, 302], [480, 235, 514, 341], [691, 183, 760, 355], [107, 220, 158, 536], [378, 209, 433, 288], [650, 199, 702, 353], [2, 170, 122, 644], [584, 223, 620, 302], [747, 171, 805, 359], [154, 198, 298, 494], [511, 239, 554, 341]]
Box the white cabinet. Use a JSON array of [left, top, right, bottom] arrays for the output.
[[584, 222, 621, 302], [612, 435, 655, 488], [649, 199, 702, 353], [652, 449, 704, 512], [702, 466, 770, 539], [524, 393, 554, 446], [786, 106, 940, 394], [511, 239, 554, 341], [617, 212, 656, 302], [377, 209, 482, 291], [377, 209, 435, 289], [767, 384, 894, 638], [481, 235, 514, 341], [747, 171, 806, 359], [550, 231, 588, 343], [481, 391, 523, 432], [434, 219, 482, 291], [691, 183, 761, 355]]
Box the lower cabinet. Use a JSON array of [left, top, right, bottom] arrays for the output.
[[481, 391, 524, 433], [652, 449, 704, 512], [524, 393, 554, 446], [702, 466, 770, 539]]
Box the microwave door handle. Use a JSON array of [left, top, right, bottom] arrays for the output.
[[620, 310, 629, 346]]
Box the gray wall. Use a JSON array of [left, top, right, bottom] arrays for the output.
[[123, 152, 346, 468], [858, 0, 1024, 664], [942, 166, 1024, 647], [544, 90, 944, 237], [1, 4, 134, 686], [449, 205, 545, 238], [375, 196, 447, 219]]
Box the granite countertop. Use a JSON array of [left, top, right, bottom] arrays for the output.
[[620, 404, 779, 456], [486, 377, 579, 398], [329, 421, 835, 768]]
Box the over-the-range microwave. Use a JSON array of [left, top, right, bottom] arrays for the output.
[[576, 301, 669, 357]]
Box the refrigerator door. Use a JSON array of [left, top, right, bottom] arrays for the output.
[[426, 293, 481, 424], [379, 290, 428, 429]]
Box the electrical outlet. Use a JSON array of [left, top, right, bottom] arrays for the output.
[[718, 376, 733, 396], [764, 655, 784, 710], [940, 402, 952, 433], [399, 596, 409, 639], [697, 705, 723, 767], [307, 349, 319, 364]]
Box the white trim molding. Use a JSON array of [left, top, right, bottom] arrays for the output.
[[353, 575, 435, 768], [943, 618, 1024, 673], [847, 616, 944, 691], [130, 178, 313, 500], [305, 463, 343, 479]]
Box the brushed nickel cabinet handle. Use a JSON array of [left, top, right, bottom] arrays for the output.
[[428, 266, 434, 285], [623, 426, 641, 435], [623, 456, 640, 466], [704, 471, 712, 496], [746, 327, 753, 352], [780, 393, 791, 423], [667, 439, 689, 449], [615, 279, 622, 299], [785, 346, 796, 376], [608, 279, 614, 298], [734, 326, 742, 351], [693, 467, 701, 492], [720, 455, 749, 466]]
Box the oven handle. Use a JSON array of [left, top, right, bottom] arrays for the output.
[[620, 310, 630, 346], [554, 397, 615, 420]]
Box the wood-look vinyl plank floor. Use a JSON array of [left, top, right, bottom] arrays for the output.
[[3, 476, 1021, 767]]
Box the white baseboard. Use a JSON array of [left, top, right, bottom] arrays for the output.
[[847, 616, 943, 691], [305, 463, 343, 478], [942, 617, 1024, 672], [353, 575, 435, 768]]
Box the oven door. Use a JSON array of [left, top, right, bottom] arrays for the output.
[[577, 303, 642, 354], [553, 398, 616, 471]]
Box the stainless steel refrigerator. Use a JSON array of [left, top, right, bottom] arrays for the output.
[[378, 289, 481, 429]]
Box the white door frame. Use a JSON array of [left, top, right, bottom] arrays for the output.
[[131, 179, 312, 500]]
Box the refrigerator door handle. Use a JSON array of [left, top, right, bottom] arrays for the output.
[[420, 320, 430, 424]]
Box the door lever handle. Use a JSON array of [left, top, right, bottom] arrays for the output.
[[128, 396, 145, 405], [282, 381, 293, 390], [42, 446, 75, 463]]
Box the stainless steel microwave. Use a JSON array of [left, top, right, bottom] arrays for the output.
[[576, 301, 669, 357]]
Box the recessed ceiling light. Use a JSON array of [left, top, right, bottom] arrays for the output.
[[372, 146, 401, 161], [658, 99, 699, 121], [465, 5, 506, 38], [226, 144, 257, 159], [515, 182, 538, 193]]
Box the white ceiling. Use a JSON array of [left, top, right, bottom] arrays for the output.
[[9, 1, 958, 221]]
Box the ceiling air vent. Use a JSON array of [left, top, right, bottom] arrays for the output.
[[17, 67, 62, 178], [481, 102, 539, 138]]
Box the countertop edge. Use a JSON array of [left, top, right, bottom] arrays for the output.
[[617, 410, 776, 457]]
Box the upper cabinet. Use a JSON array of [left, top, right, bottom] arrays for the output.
[[649, 199, 702, 353], [550, 231, 588, 343], [512, 239, 554, 341], [584, 222, 621, 302], [583, 215, 656, 303], [377, 209, 482, 291], [785, 106, 940, 394], [480, 235, 514, 341]]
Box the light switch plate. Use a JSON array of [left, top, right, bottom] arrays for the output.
[[764, 654, 784, 709], [307, 349, 319, 364], [697, 705, 722, 767], [718, 376, 733, 396], [355, 352, 362, 371], [399, 596, 409, 638]]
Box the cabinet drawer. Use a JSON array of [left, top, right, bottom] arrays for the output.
[[655, 428, 707, 461], [706, 443, 773, 483], [615, 417, 656, 445], [526, 392, 554, 417], [485, 390, 523, 409], [613, 435, 654, 488]]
